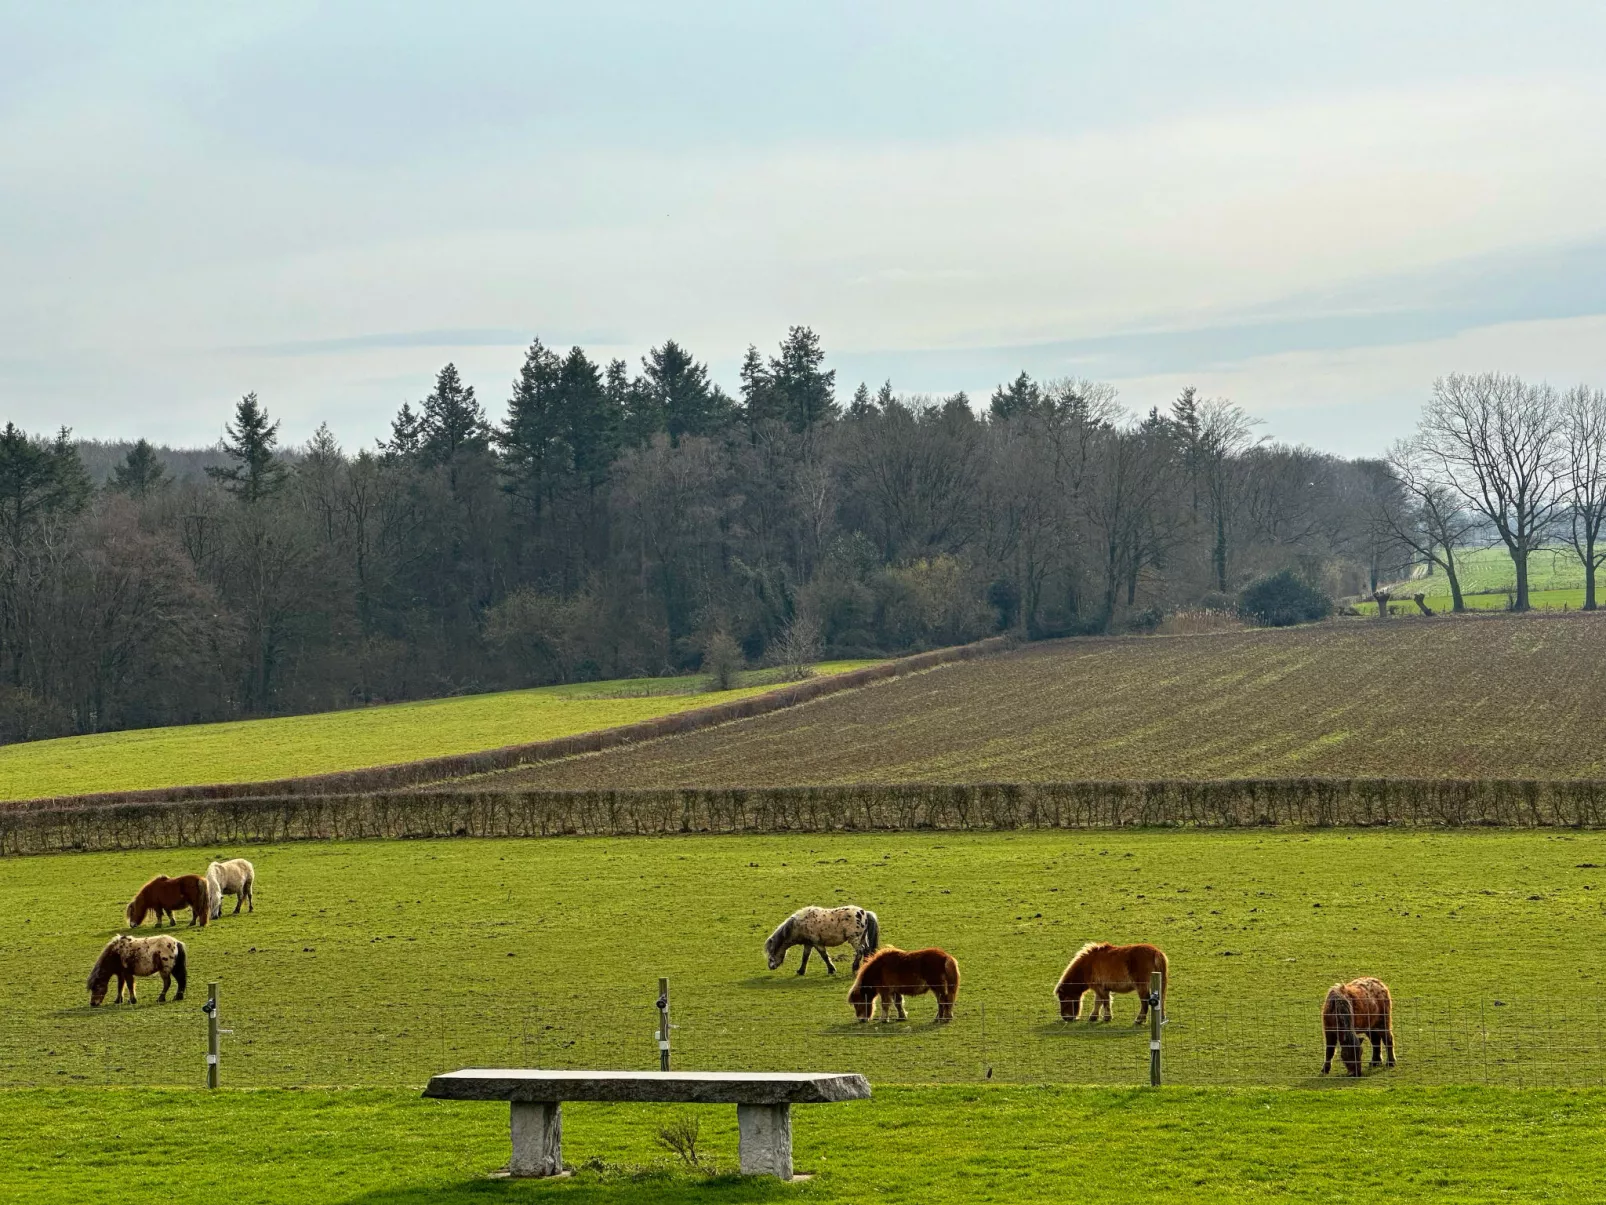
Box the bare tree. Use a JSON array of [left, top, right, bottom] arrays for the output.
[[1561, 385, 1606, 610], [1197, 400, 1262, 592], [1378, 438, 1482, 612], [1418, 373, 1565, 611]]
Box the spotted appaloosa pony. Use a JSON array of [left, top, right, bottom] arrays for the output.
[[848, 947, 960, 1023], [125, 874, 210, 928], [765, 906, 880, 975], [206, 858, 255, 919], [1054, 942, 1168, 1024], [87, 934, 188, 1006], [1322, 977, 1395, 1077]]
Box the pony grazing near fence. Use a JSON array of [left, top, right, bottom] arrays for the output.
[[1322, 977, 1395, 1076], [847, 947, 959, 1023], [125, 874, 210, 928], [87, 934, 187, 1006], [206, 858, 256, 918], [765, 905, 880, 975], [1054, 942, 1168, 1024]]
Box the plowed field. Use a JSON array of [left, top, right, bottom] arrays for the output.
[[493, 615, 1606, 786]]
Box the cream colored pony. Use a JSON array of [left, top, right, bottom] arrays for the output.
[[765, 905, 880, 975], [206, 858, 255, 919], [87, 934, 187, 1006]]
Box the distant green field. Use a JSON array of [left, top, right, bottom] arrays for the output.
[[1391, 545, 1596, 601], [7, 1084, 1604, 1204], [0, 662, 876, 802]]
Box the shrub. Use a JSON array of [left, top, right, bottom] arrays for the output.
[[768, 611, 823, 681], [701, 632, 744, 692], [1237, 570, 1333, 627]]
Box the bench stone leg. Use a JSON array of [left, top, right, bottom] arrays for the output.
[[509, 1101, 562, 1177], [736, 1102, 792, 1179]]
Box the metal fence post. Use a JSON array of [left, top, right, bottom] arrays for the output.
[[205, 982, 219, 1088], [1148, 971, 1162, 1087], [657, 977, 671, 1071]]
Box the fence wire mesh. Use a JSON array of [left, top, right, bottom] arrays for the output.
[[11, 986, 1606, 1090]]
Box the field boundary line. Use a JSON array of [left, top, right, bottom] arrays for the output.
[[3, 637, 1011, 812]]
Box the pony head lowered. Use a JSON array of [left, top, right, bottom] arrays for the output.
[[764, 917, 797, 971], [1054, 942, 1110, 1020], [87, 937, 126, 1007]]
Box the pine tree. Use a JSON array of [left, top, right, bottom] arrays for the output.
[[988, 372, 1042, 421], [940, 391, 975, 422], [109, 439, 170, 498], [642, 339, 726, 444], [875, 380, 895, 413], [419, 363, 489, 465], [207, 393, 288, 503], [848, 382, 875, 419], [497, 339, 565, 511], [769, 326, 837, 431], [0, 423, 90, 543], [739, 344, 781, 428], [557, 345, 619, 486], [385, 402, 424, 458], [611, 358, 658, 448]]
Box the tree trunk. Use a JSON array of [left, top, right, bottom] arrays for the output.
[[1443, 550, 1465, 613], [1213, 512, 1228, 593], [1587, 537, 1598, 611], [1513, 546, 1530, 611]]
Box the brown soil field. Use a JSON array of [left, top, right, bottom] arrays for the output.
[[481, 614, 1606, 786]]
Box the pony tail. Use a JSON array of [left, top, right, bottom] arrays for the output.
[[864, 911, 880, 955], [172, 941, 187, 995]]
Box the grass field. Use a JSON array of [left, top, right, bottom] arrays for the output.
[[493, 616, 1606, 787], [1398, 546, 1595, 599], [11, 830, 1606, 1090], [0, 662, 875, 802], [7, 1084, 1606, 1203]]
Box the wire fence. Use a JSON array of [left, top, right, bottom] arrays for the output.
[[13, 984, 1606, 1090]]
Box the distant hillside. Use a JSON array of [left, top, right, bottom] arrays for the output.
[[494, 615, 1606, 786]]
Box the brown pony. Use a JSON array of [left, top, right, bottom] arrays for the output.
[[87, 934, 187, 1006], [1054, 942, 1167, 1024], [125, 875, 210, 928], [1322, 977, 1395, 1076], [847, 947, 959, 1023]]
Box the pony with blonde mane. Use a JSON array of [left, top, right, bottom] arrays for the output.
[[847, 947, 959, 1023], [206, 859, 256, 919], [87, 934, 187, 1006], [1054, 942, 1168, 1024], [765, 905, 879, 975], [1322, 977, 1395, 1076], [125, 874, 210, 928]]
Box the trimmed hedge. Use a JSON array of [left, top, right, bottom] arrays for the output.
[[7, 778, 1606, 855], [6, 637, 1010, 809]]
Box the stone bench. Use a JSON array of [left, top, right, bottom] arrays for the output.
[[422, 1068, 871, 1180]]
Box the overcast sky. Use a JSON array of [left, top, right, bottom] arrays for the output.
[[5, 2, 1606, 457]]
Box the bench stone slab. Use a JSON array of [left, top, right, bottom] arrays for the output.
[[424, 1069, 870, 1105]]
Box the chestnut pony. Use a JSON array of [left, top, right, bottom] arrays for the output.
[[125, 874, 210, 928], [1322, 977, 1395, 1076], [1054, 942, 1168, 1024], [847, 947, 959, 1023]]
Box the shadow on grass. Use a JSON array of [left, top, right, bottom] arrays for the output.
[[338, 1170, 800, 1204], [1026, 1020, 1148, 1041], [735, 973, 847, 992]]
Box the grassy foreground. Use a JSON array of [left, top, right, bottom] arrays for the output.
[[5, 1084, 1603, 1203], [10, 830, 1606, 1089], [0, 662, 874, 801], [500, 615, 1606, 786]]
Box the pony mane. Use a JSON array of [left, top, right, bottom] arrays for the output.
[[87, 937, 123, 992], [763, 917, 794, 959], [1070, 941, 1113, 964], [125, 876, 167, 926]]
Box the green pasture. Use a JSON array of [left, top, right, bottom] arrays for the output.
[[0, 661, 875, 802], [1354, 587, 1586, 616], [1383, 545, 1597, 602], [10, 830, 1606, 1090], [6, 1084, 1605, 1203]]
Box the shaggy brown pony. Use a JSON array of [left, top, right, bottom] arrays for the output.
[[847, 947, 959, 1023], [125, 874, 210, 928], [1054, 942, 1168, 1024], [1322, 977, 1395, 1076], [87, 934, 187, 1006]]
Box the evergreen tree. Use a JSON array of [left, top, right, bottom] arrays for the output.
[[848, 382, 875, 419], [642, 339, 726, 444], [109, 439, 170, 498], [0, 423, 89, 543], [557, 345, 620, 486], [498, 338, 565, 512], [988, 372, 1042, 421], [874, 380, 895, 414], [611, 358, 658, 448], [940, 391, 975, 423], [207, 393, 288, 503], [769, 326, 837, 431], [419, 362, 490, 465], [1169, 385, 1203, 516], [385, 402, 424, 458], [739, 344, 782, 428]]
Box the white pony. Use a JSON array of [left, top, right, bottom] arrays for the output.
[[206, 858, 256, 919]]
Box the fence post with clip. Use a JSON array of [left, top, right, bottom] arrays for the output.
[[203, 982, 220, 1088], [1148, 970, 1163, 1087], [656, 977, 671, 1071]]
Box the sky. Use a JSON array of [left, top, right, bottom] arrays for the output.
[[4, 2, 1606, 458]]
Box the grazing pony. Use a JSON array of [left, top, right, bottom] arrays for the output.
[[87, 934, 187, 1006], [125, 874, 210, 928], [847, 947, 959, 1023], [206, 858, 256, 918], [1054, 942, 1168, 1024], [1322, 977, 1395, 1077], [765, 905, 880, 975]]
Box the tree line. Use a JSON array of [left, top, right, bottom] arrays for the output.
[[9, 329, 1579, 745]]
